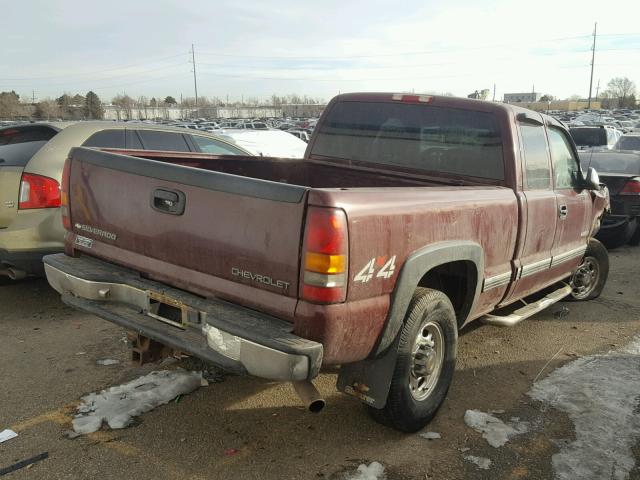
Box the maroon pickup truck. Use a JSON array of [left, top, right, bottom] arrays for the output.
[[44, 93, 609, 432]]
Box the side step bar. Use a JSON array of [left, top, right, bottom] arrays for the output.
[[481, 284, 572, 327]]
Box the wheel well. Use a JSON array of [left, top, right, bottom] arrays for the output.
[[417, 261, 477, 328]]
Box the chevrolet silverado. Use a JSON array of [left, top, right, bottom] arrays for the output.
[[44, 93, 609, 432]]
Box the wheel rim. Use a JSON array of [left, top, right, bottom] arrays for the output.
[[571, 256, 600, 299], [409, 320, 444, 401]]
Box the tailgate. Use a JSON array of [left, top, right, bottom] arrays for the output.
[[0, 167, 22, 228], [67, 148, 308, 304]]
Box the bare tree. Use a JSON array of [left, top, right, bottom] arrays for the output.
[[112, 94, 135, 120], [607, 77, 636, 108], [0, 91, 21, 119], [34, 99, 61, 120]]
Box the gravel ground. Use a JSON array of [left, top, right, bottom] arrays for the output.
[[1, 246, 639, 479]]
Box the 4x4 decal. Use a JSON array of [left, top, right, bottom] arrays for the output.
[[354, 255, 397, 283]]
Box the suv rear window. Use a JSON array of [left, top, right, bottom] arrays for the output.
[[570, 128, 607, 147], [137, 130, 191, 151], [82, 129, 125, 148], [0, 125, 59, 167], [312, 101, 504, 180]]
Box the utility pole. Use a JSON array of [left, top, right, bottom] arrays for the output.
[[587, 22, 597, 109], [595, 79, 600, 102], [32, 90, 35, 103], [492, 84, 496, 102], [190, 43, 198, 110]]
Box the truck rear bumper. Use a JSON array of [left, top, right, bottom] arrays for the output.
[[43, 253, 323, 381]]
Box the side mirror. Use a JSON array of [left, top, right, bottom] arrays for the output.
[[584, 166, 600, 190]]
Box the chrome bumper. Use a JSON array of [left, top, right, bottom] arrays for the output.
[[44, 254, 323, 382]]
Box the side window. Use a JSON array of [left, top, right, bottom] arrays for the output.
[[520, 124, 551, 189], [137, 130, 190, 151], [548, 128, 580, 190], [82, 129, 125, 148], [190, 135, 244, 155], [126, 130, 143, 149]]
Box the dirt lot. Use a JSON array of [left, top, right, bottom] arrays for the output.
[[1, 246, 640, 480]]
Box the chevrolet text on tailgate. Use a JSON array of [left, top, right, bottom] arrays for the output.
[[45, 93, 609, 432]]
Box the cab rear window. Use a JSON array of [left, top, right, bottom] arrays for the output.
[[0, 125, 59, 167], [312, 101, 504, 180]]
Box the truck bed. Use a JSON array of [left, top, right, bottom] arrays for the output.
[[119, 148, 450, 189]]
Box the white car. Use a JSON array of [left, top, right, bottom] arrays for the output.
[[218, 129, 308, 158]]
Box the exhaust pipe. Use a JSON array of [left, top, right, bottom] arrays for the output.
[[6, 268, 27, 280], [292, 381, 325, 413]]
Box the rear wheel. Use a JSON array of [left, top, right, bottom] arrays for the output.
[[570, 239, 609, 301], [368, 288, 457, 432]]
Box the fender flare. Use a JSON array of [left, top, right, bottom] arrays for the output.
[[372, 241, 484, 356]]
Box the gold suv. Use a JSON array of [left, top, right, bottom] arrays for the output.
[[0, 121, 250, 279]]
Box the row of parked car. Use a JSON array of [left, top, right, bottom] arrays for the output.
[[555, 108, 640, 133], [151, 117, 319, 143]]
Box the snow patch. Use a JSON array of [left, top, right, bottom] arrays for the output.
[[73, 369, 203, 434], [464, 455, 492, 470], [344, 462, 386, 480], [418, 431, 441, 440], [464, 410, 529, 447], [96, 359, 119, 366], [0, 429, 18, 444], [529, 337, 640, 480]]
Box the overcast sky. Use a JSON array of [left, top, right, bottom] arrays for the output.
[[2, 0, 639, 103]]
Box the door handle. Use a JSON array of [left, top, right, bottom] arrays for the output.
[[559, 204, 568, 219], [151, 188, 186, 215]]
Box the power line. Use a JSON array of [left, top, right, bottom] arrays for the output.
[[196, 71, 462, 82], [196, 60, 454, 71], [196, 33, 640, 60], [0, 52, 188, 81]]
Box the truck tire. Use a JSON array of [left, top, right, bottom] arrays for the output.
[[368, 287, 457, 432], [628, 219, 640, 246], [570, 239, 609, 301]]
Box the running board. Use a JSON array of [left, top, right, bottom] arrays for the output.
[[481, 284, 572, 327]]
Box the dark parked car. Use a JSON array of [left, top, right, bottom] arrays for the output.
[[570, 126, 621, 150], [581, 151, 640, 248]]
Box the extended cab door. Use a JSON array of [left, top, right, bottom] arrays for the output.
[[548, 126, 591, 274], [502, 114, 558, 302]]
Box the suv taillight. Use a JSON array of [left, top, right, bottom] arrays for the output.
[[301, 207, 348, 304], [18, 173, 61, 210], [620, 178, 640, 195], [60, 158, 71, 230]]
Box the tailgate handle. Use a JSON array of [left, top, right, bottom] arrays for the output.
[[151, 188, 186, 215]]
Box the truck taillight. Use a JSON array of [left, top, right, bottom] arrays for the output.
[[620, 179, 640, 195], [60, 158, 71, 230], [301, 207, 348, 304], [18, 173, 61, 210]]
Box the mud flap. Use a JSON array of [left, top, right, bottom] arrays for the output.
[[336, 333, 400, 409]]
